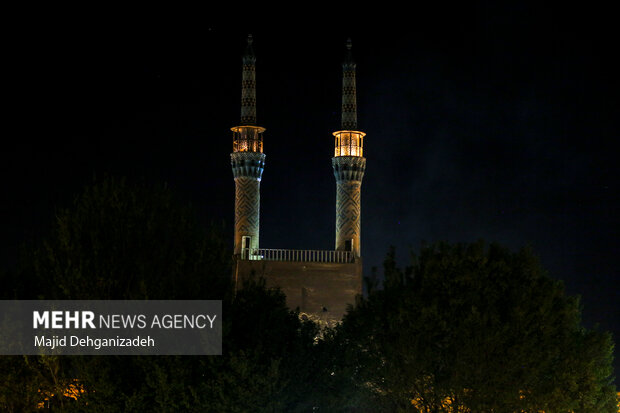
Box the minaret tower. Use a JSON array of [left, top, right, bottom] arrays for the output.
[[332, 39, 366, 258], [231, 35, 266, 258]]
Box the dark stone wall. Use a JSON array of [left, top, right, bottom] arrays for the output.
[[234, 259, 362, 326]]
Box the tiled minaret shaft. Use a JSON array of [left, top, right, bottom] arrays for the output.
[[231, 35, 266, 256], [332, 39, 366, 257]]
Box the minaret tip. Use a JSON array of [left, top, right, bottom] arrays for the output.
[[243, 34, 255, 63], [343, 37, 355, 68]]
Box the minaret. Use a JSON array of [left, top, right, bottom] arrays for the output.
[[231, 35, 266, 259], [332, 39, 366, 258]]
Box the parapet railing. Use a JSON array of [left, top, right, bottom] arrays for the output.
[[243, 248, 354, 263]]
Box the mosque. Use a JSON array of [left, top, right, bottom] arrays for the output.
[[230, 35, 366, 326]]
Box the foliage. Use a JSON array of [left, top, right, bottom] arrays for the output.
[[24, 176, 230, 300], [1, 178, 616, 411], [0, 177, 318, 412], [321, 241, 617, 412], [196, 278, 320, 412]]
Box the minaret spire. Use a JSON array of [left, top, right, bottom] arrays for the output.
[[230, 34, 266, 259], [332, 38, 366, 258], [240, 34, 257, 126], [341, 38, 357, 130]]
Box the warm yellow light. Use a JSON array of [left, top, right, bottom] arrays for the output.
[[231, 125, 265, 153], [36, 380, 85, 409], [333, 130, 365, 157]]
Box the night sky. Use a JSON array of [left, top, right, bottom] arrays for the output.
[[3, 7, 618, 378]]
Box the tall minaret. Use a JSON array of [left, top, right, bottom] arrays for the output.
[[231, 35, 266, 258], [332, 39, 366, 258]]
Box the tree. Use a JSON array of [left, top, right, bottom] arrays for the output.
[[26, 176, 231, 301], [196, 277, 320, 412], [323, 241, 617, 412], [1, 177, 319, 411]]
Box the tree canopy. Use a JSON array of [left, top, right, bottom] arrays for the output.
[[318, 242, 617, 412], [0, 177, 616, 411], [20, 176, 230, 300], [0, 177, 318, 412]]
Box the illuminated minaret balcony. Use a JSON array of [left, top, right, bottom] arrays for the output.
[[231, 125, 265, 153], [333, 130, 365, 157]]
